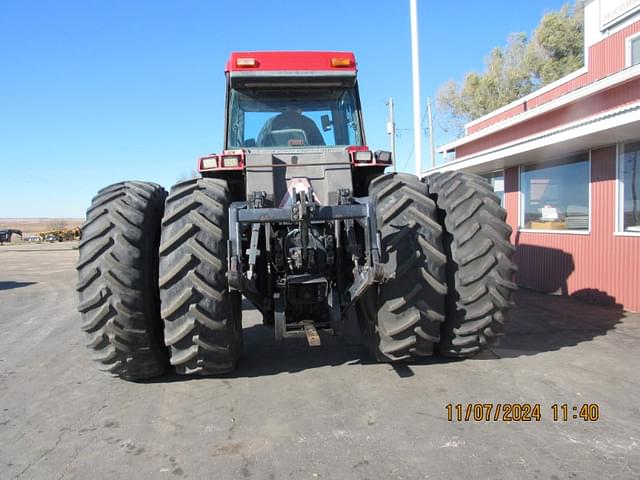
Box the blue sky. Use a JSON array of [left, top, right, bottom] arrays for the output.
[[0, 0, 567, 217]]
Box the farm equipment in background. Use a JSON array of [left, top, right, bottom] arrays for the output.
[[76, 51, 517, 380], [37, 227, 81, 242], [0, 229, 22, 246]]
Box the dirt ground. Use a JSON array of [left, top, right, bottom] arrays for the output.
[[1, 243, 639, 479]]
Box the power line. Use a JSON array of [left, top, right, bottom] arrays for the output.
[[400, 100, 431, 173]]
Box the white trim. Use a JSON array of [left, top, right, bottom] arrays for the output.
[[613, 143, 624, 235], [517, 153, 591, 235], [588, 148, 593, 233], [518, 164, 523, 229], [589, 149, 593, 233], [616, 139, 640, 235], [585, 27, 590, 67], [627, 32, 640, 67], [602, 2, 640, 31], [616, 143, 622, 233], [426, 102, 640, 175], [464, 67, 588, 131], [517, 163, 521, 232], [481, 168, 505, 177], [439, 64, 640, 153], [589, 8, 640, 48], [517, 229, 591, 235]]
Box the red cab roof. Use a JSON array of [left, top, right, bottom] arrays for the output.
[[226, 51, 357, 73]]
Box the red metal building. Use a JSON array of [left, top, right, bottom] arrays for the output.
[[428, 0, 640, 311]]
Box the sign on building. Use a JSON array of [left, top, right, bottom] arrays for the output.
[[601, 0, 640, 30]]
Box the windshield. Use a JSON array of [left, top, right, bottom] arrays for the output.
[[226, 87, 364, 149]]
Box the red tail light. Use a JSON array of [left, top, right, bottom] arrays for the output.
[[199, 155, 219, 171], [347, 146, 373, 165], [347, 146, 393, 167], [198, 151, 245, 172]]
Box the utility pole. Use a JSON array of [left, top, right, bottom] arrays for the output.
[[409, 0, 422, 177], [427, 97, 435, 168], [386, 97, 397, 172]]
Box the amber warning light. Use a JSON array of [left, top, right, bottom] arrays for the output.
[[331, 57, 354, 68]]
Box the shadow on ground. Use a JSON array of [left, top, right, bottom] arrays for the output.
[[479, 288, 625, 360], [0, 281, 37, 291], [145, 289, 626, 381]]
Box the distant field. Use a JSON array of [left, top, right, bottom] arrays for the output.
[[0, 218, 84, 235]]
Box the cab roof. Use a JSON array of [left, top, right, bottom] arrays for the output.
[[226, 51, 357, 75]]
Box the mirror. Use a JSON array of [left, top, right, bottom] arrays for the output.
[[321, 114, 333, 132]]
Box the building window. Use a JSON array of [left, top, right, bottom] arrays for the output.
[[629, 34, 640, 67], [443, 149, 456, 162], [482, 170, 504, 205], [520, 154, 590, 231], [619, 141, 640, 233]]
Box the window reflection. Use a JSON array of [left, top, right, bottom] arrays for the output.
[[520, 155, 590, 231], [483, 171, 504, 205], [621, 141, 640, 233]]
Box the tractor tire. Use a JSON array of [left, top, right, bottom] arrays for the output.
[[425, 171, 517, 357], [159, 178, 243, 375], [357, 173, 447, 361], [76, 181, 168, 380]]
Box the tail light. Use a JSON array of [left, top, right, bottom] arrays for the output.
[[353, 150, 373, 163], [236, 57, 258, 68], [199, 155, 219, 171], [220, 152, 244, 168], [348, 146, 373, 165], [348, 146, 393, 167], [374, 150, 393, 165], [198, 150, 245, 172]]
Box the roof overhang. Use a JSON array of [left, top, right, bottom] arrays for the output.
[[437, 64, 640, 154], [423, 102, 640, 176]]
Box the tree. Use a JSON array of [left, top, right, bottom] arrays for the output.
[[437, 1, 584, 135], [528, 2, 584, 85]]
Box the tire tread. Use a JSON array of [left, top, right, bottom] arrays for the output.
[[159, 178, 242, 376], [357, 173, 447, 361], [425, 171, 517, 357], [76, 181, 168, 380]]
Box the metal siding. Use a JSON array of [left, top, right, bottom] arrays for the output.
[[504, 149, 640, 311], [528, 74, 589, 108], [467, 104, 526, 134], [589, 21, 640, 80], [456, 78, 640, 158]]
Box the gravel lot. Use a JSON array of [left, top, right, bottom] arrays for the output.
[[1, 243, 639, 479]]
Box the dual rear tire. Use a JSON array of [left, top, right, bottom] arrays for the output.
[[358, 172, 517, 361], [77, 179, 241, 380]]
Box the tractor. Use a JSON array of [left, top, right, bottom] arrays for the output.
[[76, 51, 517, 380]]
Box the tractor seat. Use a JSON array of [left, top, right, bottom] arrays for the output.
[[258, 111, 325, 147], [260, 129, 309, 147]]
